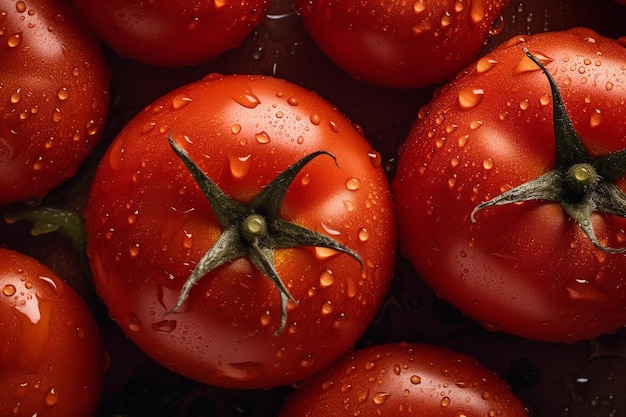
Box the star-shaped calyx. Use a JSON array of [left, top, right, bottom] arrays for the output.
[[471, 48, 626, 253], [167, 134, 362, 334]]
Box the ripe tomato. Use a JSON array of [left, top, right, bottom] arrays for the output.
[[393, 28, 626, 343], [294, 0, 508, 89], [70, 0, 270, 67], [0, 0, 110, 205], [279, 342, 527, 417], [0, 248, 108, 417], [84, 74, 396, 389]]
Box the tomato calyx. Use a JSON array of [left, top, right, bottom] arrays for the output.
[[167, 134, 363, 334], [471, 48, 626, 254]]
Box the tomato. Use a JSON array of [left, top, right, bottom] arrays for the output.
[[84, 74, 396, 389], [70, 0, 270, 67], [294, 0, 508, 89], [0, 248, 108, 417], [0, 0, 109, 205], [393, 28, 626, 343], [279, 341, 527, 417]]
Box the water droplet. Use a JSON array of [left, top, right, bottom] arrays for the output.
[[127, 313, 143, 332], [228, 153, 251, 179], [358, 228, 370, 242], [357, 389, 370, 403], [287, 96, 298, 106], [590, 109, 602, 128], [410, 375, 421, 384], [10, 89, 21, 103], [440, 396, 451, 407], [476, 56, 497, 73], [373, 392, 391, 405], [151, 319, 177, 332], [470, 0, 485, 23], [129, 244, 140, 258], [321, 300, 334, 315], [57, 86, 69, 101], [515, 52, 553, 74], [411, 20, 432, 35], [605, 81, 614, 91], [16, 1, 27, 12], [319, 269, 335, 287], [343, 200, 356, 212], [310, 113, 321, 125], [321, 379, 334, 391], [483, 158, 494, 170], [255, 131, 271, 144], [345, 177, 361, 191], [565, 279, 609, 302], [300, 354, 315, 368], [329, 120, 340, 133], [3, 284, 16, 296], [413, 0, 426, 13], [7, 32, 22, 47], [481, 390, 491, 400], [182, 232, 193, 249], [44, 387, 59, 406], [232, 90, 261, 109], [458, 87, 484, 109], [341, 383, 352, 393], [172, 95, 191, 109], [367, 150, 382, 168]]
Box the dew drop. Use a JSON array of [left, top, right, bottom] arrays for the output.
[[373, 392, 392, 405], [260, 310, 272, 326], [470, 0, 485, 23], [483, 158, 494, 170], [440, 396, 451, 407], [458, 87, 484, 109], [321, 379, 334, 391], [358, 228, 370, 242], [57, 86, 69, 101], [310, 113, 321, 125], [345, 177, 361, 191], [329, 120, 340, 133], [476, 56, 497, 73], [3, 284, 16, 296], [413, 0, 426, 13], [321, 300, 334, 315], [410, 375, 421, 384], [411, 20, 431, 35], [319, 269, 335, 287], [357, 389, 370, 403], [232, 90, 261, 109], [287, 96, 298, 106], [605, 81, 614, 91], [10, 90, 21, 103], [255, 131, 271, 144], [565, 279, 609, 302], [300, 354, 315, 368], [182, 232, 193, 249], [141, 121, 155, 134], [16, 1, 27, 12], [129, 244, 140, 258], [367, 150, 382, 168], [481, 390, 491, 400], [228, 154, 251, 179], [7, 32, 22, 47], [44, 387, 59, 406], [589, 109, 602, 128], [127, 313, 143, 332], [343, 200, 356, 212], [172, 94, 191, 110], [151, 319, 177, 332]]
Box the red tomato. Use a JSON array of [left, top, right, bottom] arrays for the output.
[[0, 0, 110, 205], [279, 342, 527, 417], [0, 248, 108, 417], [393, 28, 626, 343], [294, 0, 509, 89], [70, 0, 270, 67], [84, 74, 397, 389]]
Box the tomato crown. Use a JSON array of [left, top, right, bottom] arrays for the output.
[[471, 48, 626, 254], [167, 134, 363, 334]]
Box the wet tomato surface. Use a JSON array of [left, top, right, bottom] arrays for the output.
[[0, 248, 108, 417], [1, 0, 626, 416], [84, 74, 396, 389], [0, 0, 110, 205]]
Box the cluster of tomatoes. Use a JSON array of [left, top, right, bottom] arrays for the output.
[[2, 0, 626, 416]]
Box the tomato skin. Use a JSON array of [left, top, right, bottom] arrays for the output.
[[294, 0, 508, 89], [0, 248, 107, 417], [393, 28, 626, 343], [84, 74, 396, 389], [279, 342, 527, 417], [70, 0, 270, 67], [0, 0, 109, 205]]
